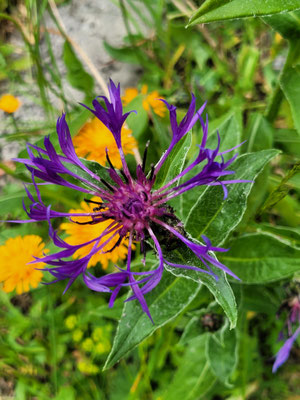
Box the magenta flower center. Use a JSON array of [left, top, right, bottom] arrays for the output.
[[105, 182, 164, 237]]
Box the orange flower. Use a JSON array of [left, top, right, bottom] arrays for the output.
[[73, 118, 137, 169], [0, 94, 21, 113], [60, 198, 129, 269], [0, 235, 47, 294], [122, 85, 166, 117]]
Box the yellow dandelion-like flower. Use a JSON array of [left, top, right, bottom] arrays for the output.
[[0, 94, 21, 113], [60, 198, 129, 269], [0, 235, 47, 294], [73, 118, 137, 169], [122, 84, 166, 117]]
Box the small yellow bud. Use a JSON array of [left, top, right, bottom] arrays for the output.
[[72, 329, 83, 342], [92, 327, 104, 342], [65, 315, 77, 330], [82, 338, 94, 352]]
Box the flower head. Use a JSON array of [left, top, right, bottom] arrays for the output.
[[0, 235, 47, 294], [73, 117, 137, 168], [11, 80, 250, 320], [122, 84, 166, 117], [0, 94, 21, 113]]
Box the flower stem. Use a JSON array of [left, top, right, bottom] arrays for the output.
[[265, 40, 300, 123]]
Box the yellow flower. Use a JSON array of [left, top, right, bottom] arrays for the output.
[[78, 360, 99, 375], [122, 84, 166, 117], [94, 341, 110, 355], [82, 338, 94, 352], [73, 118, 137, 169], [0, 94, 21, 113], [73, 329, 83, 342], [60, 198, 129, 269], [65, 315, 78, 330], [0, 235, 47, 294]]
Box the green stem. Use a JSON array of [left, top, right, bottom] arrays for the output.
[[0, 162, 30, 182], [266, 40, 300, 123], [47, 287, 58, 396]]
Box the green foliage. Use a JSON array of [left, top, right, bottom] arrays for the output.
[[185, 150, 280, 245], [188, 0, 300, 25], [280, 65, 300, 134], [63, 41, 94, 97], [221, 233, 300, 283], [104, 270, 201, 369], [1, 0, 300, 398]]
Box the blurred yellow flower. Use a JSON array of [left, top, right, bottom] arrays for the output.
[[0, 94, 21, 113], [72, 329, 83, 342], [0, 235, 47, 294], [78, 360, 99, 375], [82, 338, 94, 352], [73, 118, 137, 169], [92, 326, 104, 341], [122, 84, 166, 117], [60, 198, 129, 269], [65, 315, 78, 330], [94, 341, 110, 355]]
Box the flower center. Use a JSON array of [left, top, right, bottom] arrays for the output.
[[103, 182, 164, 238], [124, 197, 144, 215]]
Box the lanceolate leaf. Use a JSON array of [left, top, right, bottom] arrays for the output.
[[188, 0, 300, 26], [162, 334, 216, 400], [185, 149, 280, 246], [206, 323, 238, 386], [164, 243, 237, 329], [63, 41, 94, 96], [263, 9, 300, 39], [104, 270, 201, 369], [220, 233, 300, 284], [280, 66, 300, 135]]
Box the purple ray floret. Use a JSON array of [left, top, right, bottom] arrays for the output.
[[273, 296, 300, 372], [8, 80, 251, 322]]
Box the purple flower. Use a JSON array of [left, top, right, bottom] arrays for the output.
[[10, 80, 251, 321], [273, 296, 300, 372]]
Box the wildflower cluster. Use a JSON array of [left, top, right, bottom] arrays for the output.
[[12, 80, 250, 321]]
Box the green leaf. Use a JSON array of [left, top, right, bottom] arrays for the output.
[[104, 270, 201, 369], [154, 132, 192, 188], [263, 9, 300, 39], [185, 149, 280, 246], [280, 65, 300, 134], [245, 113, 274, 152], [240, 284, 281, 313], [0, 190, 26, 216], [237, 46, 260, 92], [179, 316, 206, 345], [220, 233, 300, 284], [274, 128, 300, 156], [164, 244, 237, 329], [104, 41, 144, 65], [124, 94, 148, 139], [161, 334, 216, 400], [63, 40, 94, 96], [206, 322, 238, 386], [188, 0, 300, 25], [255, 223, 300, 247]]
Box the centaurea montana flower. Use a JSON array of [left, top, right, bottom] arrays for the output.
[[10, 80, 250, 321], [273, 295, 300, 372]]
